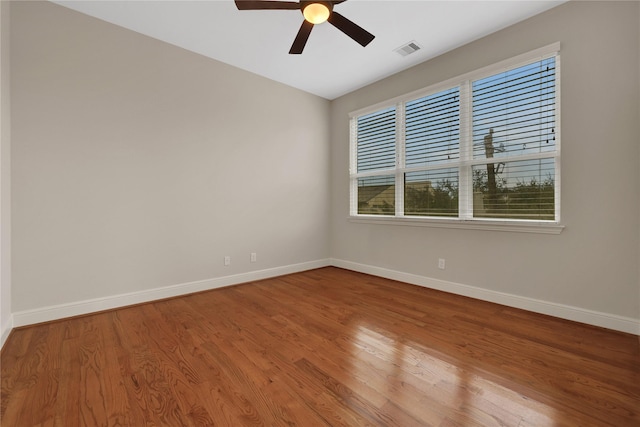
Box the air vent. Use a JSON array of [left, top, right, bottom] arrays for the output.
[[394, 41, 421, 57]]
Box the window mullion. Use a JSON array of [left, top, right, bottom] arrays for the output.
[[349, 117, 358, 216], [459, 80, 473, 220], [396, 102, 406, 217]]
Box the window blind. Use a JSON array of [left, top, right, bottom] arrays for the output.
[[356, 107, 396, 173], [472, 57, 556, 160], [405, 87, 460, 167], [470, 57, 557, 220]]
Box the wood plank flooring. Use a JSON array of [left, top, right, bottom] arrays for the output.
[[1, 267, 639, 426]]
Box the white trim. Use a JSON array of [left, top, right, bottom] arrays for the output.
[[395, 102, 406, 217], [330, 258, 640, 335], [554, 51, 562, 223], [12, 259, 330, 328], [1, 313, 12, 349], [7, 258, 638, 337], [348, 215, 564, 234]]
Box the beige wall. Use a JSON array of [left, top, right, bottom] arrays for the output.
[[330, 1, 640, 321], [1, 0, 12, 345], [11, 1, 330, 313]]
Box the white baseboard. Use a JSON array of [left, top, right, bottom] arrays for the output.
[[330, 258, 640, 335], [8, 257, 639, 336], [1, 314, 13, 349], [12, 259, 331, 328]]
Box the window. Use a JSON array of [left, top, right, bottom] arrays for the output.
[[350, 44, 560, 228]]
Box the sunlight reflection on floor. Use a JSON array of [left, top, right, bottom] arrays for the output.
[[350, 324, 559, 427]]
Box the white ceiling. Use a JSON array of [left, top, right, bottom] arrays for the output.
[[52, 0, 565, 100]]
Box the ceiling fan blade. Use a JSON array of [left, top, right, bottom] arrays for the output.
[[289, 20, 314, 54], [327, 11, 375, 47], [234, 0, 300, 10]]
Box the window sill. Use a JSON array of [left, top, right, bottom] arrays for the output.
[[348, 215, 564, 234]]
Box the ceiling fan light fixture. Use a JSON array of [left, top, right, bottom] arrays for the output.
[[303, 2, 331, 24], [235, 0, 375, 54]]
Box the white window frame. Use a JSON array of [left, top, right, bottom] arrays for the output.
[[349, 43, 563, 234]]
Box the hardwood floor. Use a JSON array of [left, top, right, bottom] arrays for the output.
[[1, 267, 639, 426]]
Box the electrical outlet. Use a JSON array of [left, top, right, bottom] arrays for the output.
[[224, 256, 231, 266], [250, 252, 257, 263], [438, 258, 446, 270]]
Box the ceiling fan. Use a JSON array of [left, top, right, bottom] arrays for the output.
[[234, 0, 375, 54]]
